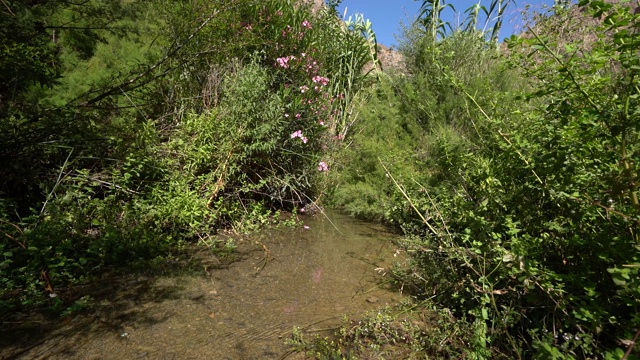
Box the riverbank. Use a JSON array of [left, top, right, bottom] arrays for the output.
[[1, 212, 405, 359]]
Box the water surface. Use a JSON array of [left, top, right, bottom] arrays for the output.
[[1, 211, 404, 359]]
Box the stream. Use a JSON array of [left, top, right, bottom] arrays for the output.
[[1, 211, 405, 359]]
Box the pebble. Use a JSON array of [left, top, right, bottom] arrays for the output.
[[366, 296, 379, 303]]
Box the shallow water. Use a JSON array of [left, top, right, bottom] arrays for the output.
[[1, 211, 404, 359]]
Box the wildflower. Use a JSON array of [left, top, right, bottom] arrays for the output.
[[276, 57, 289, 68], [317, 161, 328, 172], [303, 225, 310, 230], [295, 113, 301, 119], [302, 20, 312, 29], [284, 113, 290, 118], [312, 76, 329, 86], [318, 120, 325, 126], [276, 55, 296, 69], [300, 85, 309, 93], [291, 130, 308, 144]]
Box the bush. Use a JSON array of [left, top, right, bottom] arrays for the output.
[[331, 1, 640, 357], [0, 0, 377, 311]]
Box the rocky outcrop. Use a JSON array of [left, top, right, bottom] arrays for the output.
[[376, 44, 405, 73], [299, 0, 325, 12]]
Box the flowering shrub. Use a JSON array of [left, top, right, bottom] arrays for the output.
[[0, 0, 378, 311], [173, 0, 376, 211]]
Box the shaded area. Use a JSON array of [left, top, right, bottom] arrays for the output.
[[1, 211, 404, 359]]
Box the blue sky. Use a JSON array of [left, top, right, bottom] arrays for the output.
[[335, 0, 571, 47]]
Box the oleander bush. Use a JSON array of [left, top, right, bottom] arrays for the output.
[[0, 0, 377, 311]]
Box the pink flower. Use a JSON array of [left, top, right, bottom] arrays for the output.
[[291, 130, 302, 139], [276, 57, 289, 68], [302, 20, 312, 29], [276, 55, 296, 69], [295, 113, 301, 119], [291, 130, 308, 144], [317, 161, 328, 172], [312, 76, 329, 86], [303, 225, 310, 230], [300, 85, 309, 93]]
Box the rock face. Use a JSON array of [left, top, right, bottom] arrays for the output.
[[376, 44, 406, 73], [300, 0, 325, 12], [524, 0, 639, 49]]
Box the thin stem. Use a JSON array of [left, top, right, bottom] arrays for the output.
[[446, 71, 544, 185], [526, 25, 601, 113], [40, 148, 74, 215], [622, 327, 640, 360], [378, 158, 440, 237], [1, 0, 14, 16]]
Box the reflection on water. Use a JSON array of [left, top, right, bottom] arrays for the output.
[[2, 211, 404, 359]]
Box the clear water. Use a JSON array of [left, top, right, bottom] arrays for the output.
[[1, 211, 404, 359]]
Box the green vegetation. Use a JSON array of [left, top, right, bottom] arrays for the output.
[[324, 0, 640, 358], [0, 0, 376, 310], [3, 0, 640, 358]]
